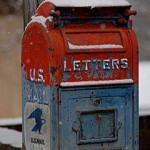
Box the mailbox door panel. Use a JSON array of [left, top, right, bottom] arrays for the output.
[[59, 85, 135, 150]]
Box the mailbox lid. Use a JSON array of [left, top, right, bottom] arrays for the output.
[[61, 25, 134, 85], [65, 31, 124, 52]]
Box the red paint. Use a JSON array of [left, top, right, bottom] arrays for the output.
[[35, 1, 55, 18], [124, 9, 137, 17], [22, 1, 138, 86], [22, 23, 51, 85]]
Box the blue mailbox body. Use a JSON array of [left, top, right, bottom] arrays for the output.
[[22, 0, 138, 150]]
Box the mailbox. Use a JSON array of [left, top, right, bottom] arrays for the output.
[[22, 0, 138, 150]]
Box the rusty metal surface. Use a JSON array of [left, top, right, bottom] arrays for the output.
[[22, 1, 138, 150], [59, 85, 137, 149]]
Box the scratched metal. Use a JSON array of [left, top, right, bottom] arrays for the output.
[[59, 85, 138, 150], [22, 68, 59, 150], [22, 1, 138, 150]]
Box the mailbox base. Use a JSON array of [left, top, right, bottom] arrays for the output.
[[59, 84, 138, 150]]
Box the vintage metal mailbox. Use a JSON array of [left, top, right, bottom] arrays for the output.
[[22, 0, 138, 150]]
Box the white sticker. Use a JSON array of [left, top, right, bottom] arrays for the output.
[[24, 102, 50, 150]]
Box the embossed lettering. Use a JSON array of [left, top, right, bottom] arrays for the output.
[[112, 59, 119, 70], [121, 58, 128, 69], [64, 58, 128, 72], [64, 60, 71, 71], [73, 60, 80, 71], [103, 59, 111, 70], [30, 69, 45, 83], [82, 60, 91, 71]]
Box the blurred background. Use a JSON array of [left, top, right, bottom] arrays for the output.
[[0, 0, 22, 118]]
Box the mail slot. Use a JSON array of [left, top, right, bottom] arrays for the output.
[[22, 0, 138, 150]]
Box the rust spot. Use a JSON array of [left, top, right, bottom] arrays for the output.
[[48, 46, 54, 51], [95, 114, 101, 121], [50, 67, 57, 75]]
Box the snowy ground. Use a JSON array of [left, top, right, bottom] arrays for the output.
[[0, 118, 22, 126], [139, 61, 150, 116], [0, 127, 22, 149]]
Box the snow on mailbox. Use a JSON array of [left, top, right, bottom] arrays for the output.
[[22, 0, 138, 149]]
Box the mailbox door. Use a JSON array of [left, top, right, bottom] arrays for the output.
[[59, 85, 135, 150]]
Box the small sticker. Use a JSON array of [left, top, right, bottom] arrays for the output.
[[24, 102, 50, 150]]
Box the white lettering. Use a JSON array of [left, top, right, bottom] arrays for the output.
[[30, 69, 45, 83], [73, 60, 80, 71], [64, 58, 128, 72], [30, 69, 36, 81], [112, 59, 119, 70], [38, 69, 45, 82], [103, 59, 110, 70], [64, 60, 71, 71], [121, 58, 128, 69], [82, 60, 90, 71]]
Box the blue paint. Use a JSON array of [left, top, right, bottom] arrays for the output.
[[80, 110, 117, 142], [22, 77, 49, 104], [59, 85, 138, 149], [22, 65, 138, 150], [63, 72, 71, 81], [89, 58, 98, 71], [127, 67, 131, 79], [28, 108, 46, 134], [93, 70, 99, 79], [74, 72, 83, 80], [86, 70, 94, 78]]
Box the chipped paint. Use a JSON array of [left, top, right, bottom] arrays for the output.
[[63, 57, 129, 81], [59, 85, 138, 149], [22, 1, 138, 150], [64, 58, 128, 72]]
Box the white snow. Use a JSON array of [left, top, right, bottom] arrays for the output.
[[25, 16, 53, 30], [0, 127, 22, 148], [31, 16, 47, 28], [44, 0, 131, 8], [60, 79, 133, 87], [139, 61, 150, 116], [0, 117, 22, 126], [68, 42, 123, 50]]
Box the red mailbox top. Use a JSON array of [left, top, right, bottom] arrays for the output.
[[22, 1, 138, 87]]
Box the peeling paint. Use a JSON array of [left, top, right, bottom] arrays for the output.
[[22, 2, 138, 149]]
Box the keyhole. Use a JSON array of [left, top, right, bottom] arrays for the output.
[[94, 99, 101, 107]]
